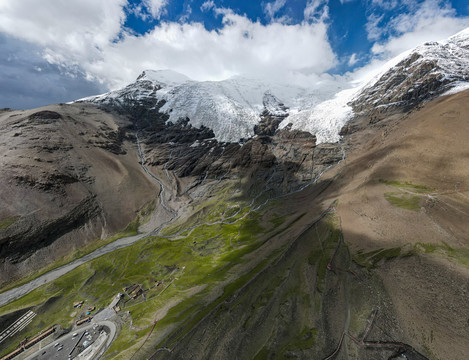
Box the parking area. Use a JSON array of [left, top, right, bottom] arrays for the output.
[[26, 323, 110, 360]]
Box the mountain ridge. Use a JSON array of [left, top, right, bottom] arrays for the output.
[[79, 27, 469, 145]]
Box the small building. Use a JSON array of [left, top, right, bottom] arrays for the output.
[[73, 301, 84, 308], [76, 316, 93, 326], [109, 293, 123, 308]]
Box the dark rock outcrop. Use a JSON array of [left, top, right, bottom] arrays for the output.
[[0, 196, 100, 263]]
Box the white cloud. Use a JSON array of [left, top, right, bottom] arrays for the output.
[[179, 4, 192, 23], [96, 14, 336, 88], [366, 13, 384, 41], [304, 0, 329, 22], [370, 0, 469, 58], [0, 0, 126, 71], [142, 0, 168, 19], [200, 1, 215, 12], [371, 0, 400, 10], [264, 0, 287, 21], [348, 53, 358, 66], [127, 0, 168, 21], [0, 0, 337, 92]]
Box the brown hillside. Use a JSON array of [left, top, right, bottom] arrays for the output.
[[0, 103, 159, 285], [317, 89, 469, 359]]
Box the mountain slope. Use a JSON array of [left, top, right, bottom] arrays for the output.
[[1, 28, 469, 360], [350, 27, 469, 121], [147, 89, 469, 360], [0, 104, 159, 285], [328, 88, 469, 360]]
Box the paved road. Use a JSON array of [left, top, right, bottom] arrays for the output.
[[0, 233, 148, 307], [24, 320, 116, 360]]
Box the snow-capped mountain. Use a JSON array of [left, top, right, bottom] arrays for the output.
[[79, 28, 469, 144], [350, 27, 469, 119], [281, 27, 469, 141], [262, 91, 288, 117], [79, 70, 318, 143]]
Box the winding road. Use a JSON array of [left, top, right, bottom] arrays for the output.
[[0, 128, 178, 307], [0, 130, 340, 309]]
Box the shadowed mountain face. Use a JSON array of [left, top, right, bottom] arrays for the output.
[[0, 98, 343, 287], [78, 83, 344, 194], [145, 89, 469, 360]]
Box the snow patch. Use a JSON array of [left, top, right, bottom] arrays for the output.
[[137, 69, 192, 86], [442, 81, 469, 96], [280, 87, 356, 144]]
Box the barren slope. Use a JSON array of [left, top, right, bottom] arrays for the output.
[[320, 89, 469, 359], [0, 104, 159, 285]]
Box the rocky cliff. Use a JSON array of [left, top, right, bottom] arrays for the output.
[[350, 28, 469, 123]]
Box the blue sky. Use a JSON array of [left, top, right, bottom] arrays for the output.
[[1, 0, 469, 109], [123, 0, 372, 72]]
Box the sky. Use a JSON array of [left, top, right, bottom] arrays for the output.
[[0, 0, 469, 109]]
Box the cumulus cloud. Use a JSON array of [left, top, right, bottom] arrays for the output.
[[0, 0, 337, 91], [100, 14, 335, 88]]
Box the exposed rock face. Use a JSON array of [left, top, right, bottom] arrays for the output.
[[136, 110, 341, 194], [351, 32, 469, 122], [84, 83, 343, 195]]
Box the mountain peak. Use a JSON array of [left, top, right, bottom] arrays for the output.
[[136, 69, 192, 86], [447, 26, 469, 46], [348, 27, 469, 121]]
